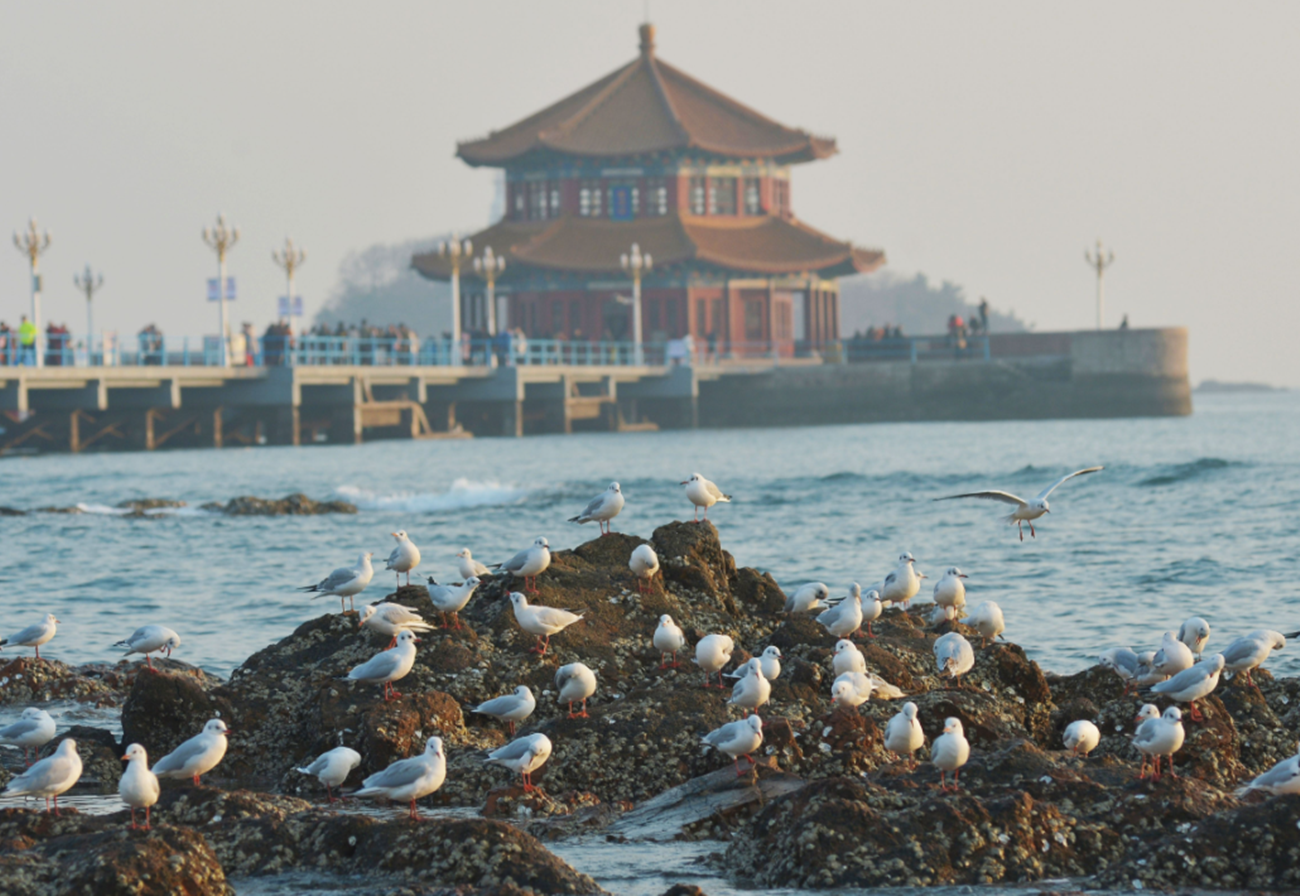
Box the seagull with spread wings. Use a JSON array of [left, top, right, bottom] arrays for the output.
[[935, 466, 1104, 540]]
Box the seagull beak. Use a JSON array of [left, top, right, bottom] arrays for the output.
[[121, 754, 131, 761], [679, 481, 688, 485], [958, 575, 968, 579], [391, 532, 398, 537]]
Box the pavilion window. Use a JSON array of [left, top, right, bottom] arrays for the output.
[[552, 303, 565, 335], [579, 180, 603, 217], [646, 178, 668, 216], [709, 177, 737, 215], [772, 179, 789, 215], [608, 181, 639, 220], [514, 188, 526, 219], [528, 182, 548, 221], [689, 177, 706, 215], [743, 177, 762, 215], [550, 185, 562, 217]]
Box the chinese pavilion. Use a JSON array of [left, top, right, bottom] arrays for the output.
[[412, 23, 884, 353]]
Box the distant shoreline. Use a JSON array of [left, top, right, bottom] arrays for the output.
[[1195, 379, 1287, 394]]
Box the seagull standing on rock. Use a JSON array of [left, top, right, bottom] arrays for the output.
[[456, 548, 492, 580], [934, 466, 1104, 541], [353, 736, 446, 820], [702, 715, 763, 776], [1236, 740, 1300, 797], [0, 614, 60, 660], [629, 544, 660, 593], [555, 662, 598, 718], [152, 719, 230, 786], [472, 685, 536, 736], [817, 586, 863, 639], [1153, 631, 1195, 678], [1063, 720, 1101, 757], [681, 472, 730, 523], [833, 639, 867, 676], [757, 646, 782, 681], [694, 633, 735, 688], [1, 738, 82, 814], [296, 745, 362, 803], [1179, 617, 1212, 657], [832, 671, 873, 709], [961, 601, 1005, 648], [783, 582, 830, 615], [932, 568, 968, 621], [932, 718, 971, 790], [301, 553, 374, 614], [726, 658, 771, 717], [496, 537, 552, 593], [359, 603, 434, 647], [1133, 706, 1185, 780], [344, 630, 419, 701], [569, 482, 624, 535], [508, 592, 583, 655], [384, 531, 421, 587], [653, 615, 686, 669], [0, 708, 56, 765], [1147, 653, 1225, 722], [113, 625, 182, 673], [427, 577, 481, 630], [861, 589, 884, 636], [119, 744, 160, 829], [884, 702, 925, 768], [881, 553, 924, 609], [1221, 630, 1288, 687], [485, 733, 552, 792], [934, 632, 975, 687]]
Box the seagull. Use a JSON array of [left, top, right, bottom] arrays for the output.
[[119, 743, 161, 829], [1134, 651, 1168, 688], [757, 646, 782, 681], [880, 553, 924, 609], [869, 673, 907, 700], [456, 548, 492, 580], [1146, 653, 1225, 722], [353, 736, 446, 820], [384, 531, 421, 587], [701, 715, 763, 776], [832, 671, 873, 709], [726, 658, 771, 717], [832, 639, 867, 676], [1133, 706, 1185, 780], [934, 466, 1104, 540], [569, 482, 624, 535], [783, 583, 831, 615], [934, 631, 975, 686], [0, 708, 56, 766], [113, 625, 182, 673], [471, 685, 536, 736], [428, 577, 482, 630], [817, 587, 862, 639], [884, 702, 925, 768], [495, 537, 552, 593], [932, 568, 968, 621], [694, 633, 735, 688], [556, 662, 598, 718], [1, 738, 82, 814], [1152, 631, 1195, 677], [301, 553, 375, 614], [1178, 617, 1212, 657], [932, 718, 971, 791], [508, 592, 583, 655], [1236, 740, 1300, 797], [1222, 630, 1287, 687], [152, 719, 230, 786], [0, 614, 60, 660], [960, 601, 1005, 648], [359, 603, 435, 648], [681, 472, 731, 523], [1098, 647, 1142, 693], [653, 615, 686, 669], [1131, 704, 1161, 778], [860, 590, 884, 636], [485, 732, 552, 792], [296, 745, 362, 803], [344, 630, 420, 701], [1063, 720, 1101, 757], [629, 544, 660, 594]]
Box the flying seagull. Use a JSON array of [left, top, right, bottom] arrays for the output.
[[934, 466, 1103, 540]]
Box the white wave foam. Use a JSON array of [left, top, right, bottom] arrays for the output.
[[335, 478, 527, 514], [68, 503, 213, 517], [74, 503, 131, 515]]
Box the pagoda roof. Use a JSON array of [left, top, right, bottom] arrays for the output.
[[411, 214, 885, 281], [456, 24, 837, 167]]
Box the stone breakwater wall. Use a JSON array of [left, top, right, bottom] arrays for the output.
[[696, 327, 1191, 426], [5, 519, 1300, 894]]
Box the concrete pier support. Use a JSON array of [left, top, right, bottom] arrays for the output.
[[502, 401, 523, 437]]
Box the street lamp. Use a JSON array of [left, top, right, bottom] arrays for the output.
[[13, 218, 52, 368], [202, 213, 241, 365], [439, 235, 473, 349], [73, 264, 105, 356], [271, 236, 307, 333], [620, 242, 652, 364], [1084, 239, 1115, 330], [472, 245, 506, 336]]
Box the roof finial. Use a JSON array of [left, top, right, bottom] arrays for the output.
[[639, 22, 655, 56]]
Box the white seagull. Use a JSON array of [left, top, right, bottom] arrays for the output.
[[932, 568, 968, 621], [359, 603, 435, 648], [508, 592, 583, 655], [869, 674, 907, 700], [1152, 631, 1195, 677], [1236, 740, 1300, 797], [485, 732, 552, 792], [653, 615, 686, 669], [456, 548, 492, 580], [629, 544, 661, 594], [881, 553, 924, 609], [1, 738, 82, 814], [726, 658, 771, 717], [701, 715, 763, 776], [471, 685, 536, 736], [861, 589, 884, 637], [817, 586, 863, 640], [344, 629, 420, 701], [694, 633, 735, 688], [1132, 704, 1161, 778], [932, 717, 971, 790], [569, 482, 624, 535], [152, 718, 230, 786], [935, 466, 1104, 541], [884, 702, 925, 767], [757, 646, 783, 682], [833, 639, 867, 676], [555, 662, 598, 718], [1063, 720, 1101, 757], [681, 472, 730, 523], [119, 743, 161, 829], [428, 577, 482, 630], [114, 625, 182, 673], [832, 671, 873, 709], [1221, 630, 1287, 688], [0, 614, 60, 660], [934, 631, 975, 686], [296, 745, 362, 803], [1133, 706, 1185, 780], [0, 708, 57, 765], [1147, 653, 1225, 722], [353, 736, 446, 820], [1178, 617, 1212, 657], [301, 552, 375, 614], [495, 537, 552, 593], [960, 601, 1006, 648], [384, 531, 422, 587], [783, 582, 831, 615]]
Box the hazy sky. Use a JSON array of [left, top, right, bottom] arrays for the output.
[[3, 1, 1298, 385]]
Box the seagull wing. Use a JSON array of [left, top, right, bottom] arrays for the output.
[[360, 755, 428, 790], [571, 493, 607, 522], [934, 490, 1028, 508], [1249, 757, 1300, 791], [307, 566, 358, 595], [0, 718, 43, 740], [487, 739, 537, 764], [1035, 466, 1104, 501], [499, 549, 530, 573], [1220, 637, 1265, 667], [349, 650, 402, 681], [705, 480, 730, 500], [474, 694, 524, 716], [153, 735, 211, 774]]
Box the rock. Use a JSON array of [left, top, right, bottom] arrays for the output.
[[114, 498, 188, 516], [0, 657, 123, 707], [120, 666, 232, 765], [0, 506, 26, 516], [63, 726, 123, 794], [202, 493, 357, 515]]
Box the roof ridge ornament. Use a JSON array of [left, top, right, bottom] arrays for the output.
[[639, 22, 655, 56]]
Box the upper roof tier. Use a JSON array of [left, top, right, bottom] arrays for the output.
[[456, 24, 837, 168]]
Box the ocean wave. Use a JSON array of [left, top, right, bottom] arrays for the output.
[[1138, 457, 1236, 487], [334, 479, 527, 513], [73, 503, 132, 515]]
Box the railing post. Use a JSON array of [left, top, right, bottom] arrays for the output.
[[910, 339, 918, 364], [983, 337, 991, 361]]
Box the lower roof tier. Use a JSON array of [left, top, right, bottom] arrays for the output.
[[411, 213, 884, 282]]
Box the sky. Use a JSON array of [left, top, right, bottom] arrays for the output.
[[2, 1, 1298, 386]]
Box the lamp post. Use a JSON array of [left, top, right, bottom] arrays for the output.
[[73, 264, 105, 357], [472, 245, 506, 336], [620, 242, 652, 364], [439, 235, 473, 351], [203, 213, 240, 365], [13, 218, 52, 368], [271, 236, 307, 333], [1084, 239, 1115, 330]]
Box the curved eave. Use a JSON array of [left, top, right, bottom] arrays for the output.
[[456, 137, 834, 168]]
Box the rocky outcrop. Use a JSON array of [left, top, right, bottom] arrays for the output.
[[201, 493, 357, 515], [0, 657, 125, 707]]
